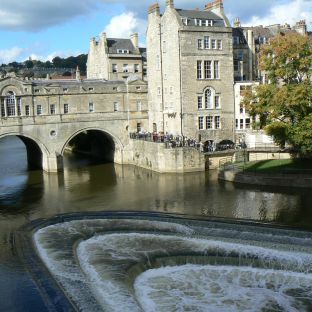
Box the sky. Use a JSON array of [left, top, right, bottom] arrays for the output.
[[0, 0, 311, 64]]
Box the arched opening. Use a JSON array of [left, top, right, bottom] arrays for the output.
[[64, 130, 116, 167], [0, 135, 43, 171]]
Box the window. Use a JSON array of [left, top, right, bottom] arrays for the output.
[[215, 96, 220, 109], [234, 60, 240, 72], [240, 119, 244, 129], [113, 102, 119, 112], [235, 119, 238, 129], [207, 20, 213, 26], [157, 87, 161, 96], [24, 88, 28, 92], [211, 39, 216, 49], [181, 17, 188, 25], [198, 116, 204, 130], [198, 39, 203, 49], [117, 49, 129, 54], [198, 96, 203, 109], [137, 101, 142, 112], [5, 92, 16, 116], [89, 102, 94, 112], [112, 64, 117, 73], [204, 36, 210, 49], [25, 105, 30, 116], [64, 103, 69, 114], [63, 88, 68, 92], [17, 98, 22, 116], [123, 64, 128, 73], [137, 123, 141, 132], [240, 105, 244, 114], [245, 118, 251, 129], [134, 64, 139, 73], [50, 104, 56, 115], [153, 123, 157, 133], [89, 87, 94, 91], [205, 89, 213, 109], [206, 116, 213, 129], [36, 104, 42, 115], [197, 61, 202, 79], [214, 61, 220, 79], [233, 36, 240, 45], [215, 116, 220, 129], [204, 61, 212, 79], [217, 40, 222, 50]]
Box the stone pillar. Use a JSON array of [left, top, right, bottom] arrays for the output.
[[42, 153, 63, 173]]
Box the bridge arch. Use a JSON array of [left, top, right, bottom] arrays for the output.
[[61, 127, 124, 165], [0, 133, 50, 171]]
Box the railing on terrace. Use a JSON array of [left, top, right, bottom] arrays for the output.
[[130, 132, 282, 153]]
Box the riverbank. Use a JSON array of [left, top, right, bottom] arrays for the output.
[[219, 159, 312, 188]]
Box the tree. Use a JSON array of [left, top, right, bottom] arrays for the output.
[[243, 32, 312, 155]]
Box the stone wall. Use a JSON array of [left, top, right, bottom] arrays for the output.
[[130, 140, 205, 173]]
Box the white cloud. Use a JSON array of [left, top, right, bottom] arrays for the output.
[[240, 0, 312, 28], [0, 47, 24, 64], [104, 12, 147, 39]]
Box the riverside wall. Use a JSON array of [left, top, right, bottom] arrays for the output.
[[128, 140, 205, 173], [219, 170, 312, 188]]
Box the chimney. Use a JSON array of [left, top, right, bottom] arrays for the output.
[[75, 66, 81, 81], [234, 17, 241, 28], [205, 0, 224, 13], [130, 33, 139, 49], [148, 3, 160, 15], [166, 0, 174, 8]]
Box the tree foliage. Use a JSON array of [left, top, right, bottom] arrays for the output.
[[243, 32, 312, 156]]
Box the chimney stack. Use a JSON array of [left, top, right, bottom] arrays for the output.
[[234, 17, 241, 28], [130, 33, 139, 49], [148, 3, 160, 15], [166, 0, 174, 8], [75, 66, 81, 81], [205, 0, 224, 13]]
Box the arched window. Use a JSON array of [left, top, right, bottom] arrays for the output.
[[6, 91, 16, 116], [205, 88, 213, 109]]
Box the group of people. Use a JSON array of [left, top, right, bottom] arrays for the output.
[[130, 131, 223, 153]]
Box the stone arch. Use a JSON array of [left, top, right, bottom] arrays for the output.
[[61, 127, 124, 164], [0, 133, 50, 170]]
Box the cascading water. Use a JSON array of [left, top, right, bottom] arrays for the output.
[[33, 217, 312, 312]]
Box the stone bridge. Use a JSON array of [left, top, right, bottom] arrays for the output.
[[0, 77, 148, 172]]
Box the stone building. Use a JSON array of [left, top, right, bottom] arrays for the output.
[[87, 32, 147, 81], [147, 0, 235, 144]]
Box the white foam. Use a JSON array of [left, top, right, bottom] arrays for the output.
[[134, 264, 312, 312]]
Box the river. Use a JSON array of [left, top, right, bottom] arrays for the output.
[[1, 136, 312, 311]]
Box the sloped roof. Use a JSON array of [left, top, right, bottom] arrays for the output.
[[107, 38, 140, 55], [176, 9, 225, 27]]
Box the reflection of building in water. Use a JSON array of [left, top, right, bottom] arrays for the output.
[[233, 191, 300, 221]]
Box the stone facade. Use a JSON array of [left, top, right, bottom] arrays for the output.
[[87, 33, 147, 81], [147, 0, 235, 144]]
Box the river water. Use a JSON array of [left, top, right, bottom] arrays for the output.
[[1, 136, 312, 311]]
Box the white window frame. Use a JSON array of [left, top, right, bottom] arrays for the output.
[[36, 104, 43, 115], [198, 116, 204, 130]]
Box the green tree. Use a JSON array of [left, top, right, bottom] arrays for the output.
[[243, 32, 312, 155]]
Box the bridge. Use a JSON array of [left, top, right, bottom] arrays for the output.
[[0, 77, 148, 172]]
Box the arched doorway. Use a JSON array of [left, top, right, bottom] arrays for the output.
[[63, 130, 116, 166]]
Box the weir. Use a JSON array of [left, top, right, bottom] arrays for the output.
[[21, 213, 312, 312]]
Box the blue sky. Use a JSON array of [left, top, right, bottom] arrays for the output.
[[0, 0, 311, 64]]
